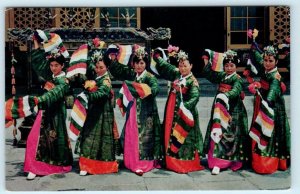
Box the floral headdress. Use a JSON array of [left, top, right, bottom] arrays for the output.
[[263, 45, 278, 56], [91, 50, 104, 63], [177, 50, 189, 62], [134, 46, 147, 60], [46, 47, 63, 60], [223, 50, 240, 66]]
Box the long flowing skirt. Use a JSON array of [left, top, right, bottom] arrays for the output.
[[123, 100, 160, 173], [164, 92, 204, 173], [24, 111, 72, 175]]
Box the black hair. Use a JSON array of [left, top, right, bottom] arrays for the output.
[[223, 55, 240, 66], [132, 54, 150, 67], [48, 55, 66, 66]]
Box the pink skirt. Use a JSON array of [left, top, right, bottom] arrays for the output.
[[23, 110, 72, 175], [123, 99, 160, 173]]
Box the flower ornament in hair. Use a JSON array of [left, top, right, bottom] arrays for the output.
[[167, 44, 179, 57], [135, 46, 147, 60], [46, 47, 62, 60], [224, 50, 240, 64], [264, 45, 278, 56], [92, 38, 106, 49], [177, 50, 189, 62], [91, 50, 104, 63]]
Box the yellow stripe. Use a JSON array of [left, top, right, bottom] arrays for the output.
[[172, 130, 185, 144], [73, 47, 88, 56], [258, 113, 273, 130], [73, 105, 86, 120], [44, 34, 60, 48], [141, 84, 152, 97], [215, 107, 230, 122], [216, 54, 223, 71]]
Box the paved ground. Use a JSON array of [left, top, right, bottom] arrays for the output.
[[3, 92, 292, 192]]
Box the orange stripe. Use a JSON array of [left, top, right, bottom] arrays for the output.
[[132, 82, 151, 98], [73, 104, 86, 121], [5, 120, 14, 128], [173, 123, 188, 138], [172, 130, 185, 144], [44, 34, 60, 48], [166, 152, 204, 173], [68, 63, 87, 71], [258, 113, 273, 130], [79, 157, 118, 174], [72, 46, 88, 57], [44, 34, 60, 47], [5, 98, 13, 120]]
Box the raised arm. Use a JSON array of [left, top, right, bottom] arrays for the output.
[[224, 77, 243, 100], [202, 60, 225, 84], [88, 78, 112, 102], [31, 39, 52, 81], [153, 57, 180, 81], [109, 60, 135, 81]]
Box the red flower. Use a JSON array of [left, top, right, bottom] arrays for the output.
[[93, 38, 101, 48]]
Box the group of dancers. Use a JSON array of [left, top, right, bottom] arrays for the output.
[[5, 29, 290, 180]]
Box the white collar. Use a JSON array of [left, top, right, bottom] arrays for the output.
[[136, 70, 147, 81], [52, 71, 65, 78], [180, 72, 193, 80], [266, 67, 278, 74], [225, 72, 237, 80], [96, 72, 108, 80]]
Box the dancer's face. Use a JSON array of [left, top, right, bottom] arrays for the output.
[[95, 61, 107, 76], [134, 60, 146, 75], [50, 61, 64, 76], [263, 55, 278, 72], [224, 62, 236, 75], [178, 59, 192, 77]]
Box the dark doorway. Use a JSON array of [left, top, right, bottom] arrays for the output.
[[141, 7, 225, 77]]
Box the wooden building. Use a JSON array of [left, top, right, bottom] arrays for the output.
[[5, 7, 290, 96]]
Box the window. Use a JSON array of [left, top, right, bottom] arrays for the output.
[[227, 6, 266, 49], [100, 8, 140, 28]]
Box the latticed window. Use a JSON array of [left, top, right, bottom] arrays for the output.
[[99, 8, 139, 28], [227, 6, 266, 50], [269, 6, 290, 45]]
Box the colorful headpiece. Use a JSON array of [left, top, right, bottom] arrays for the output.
[[46, 48, 64, 61], [177, 50, 189, 62], [134, 46, 147, 60], [263, 45, 278, 56], [91, 50, 105, 63], [223, 50, 240, 65]]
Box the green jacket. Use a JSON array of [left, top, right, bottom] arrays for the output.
[[202, 62, 250, 162], [32, 49, 73, 166], [76, 73, 117, 161], [154, 57, 203, 160], [109, 61, 163, 160]]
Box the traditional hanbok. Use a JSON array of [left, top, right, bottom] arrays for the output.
[[154, 57, 204, 173], [23, 49, 73, 176], [73, 72, 119, 174], [109, 61, 163, 174], [202, 61, 250, 172], [245, 43, 290, 174]]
